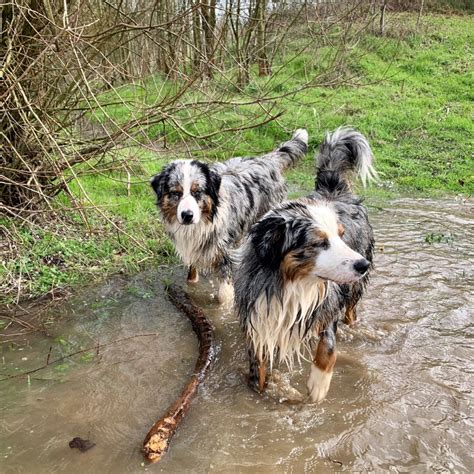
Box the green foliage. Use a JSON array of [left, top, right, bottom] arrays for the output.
[[0, 195, 178, 304], [427, 0, 474, 14], [424, 232, 454, 244], [90, 15, 473, 195]]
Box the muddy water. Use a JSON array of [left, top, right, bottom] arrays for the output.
[[1, 198, 473, 473]]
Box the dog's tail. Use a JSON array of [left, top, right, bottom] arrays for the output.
[[315, 127, 377, 194], [273, 129, 308, 170]]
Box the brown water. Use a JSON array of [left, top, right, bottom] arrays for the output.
[[1, 197, 473, 473]]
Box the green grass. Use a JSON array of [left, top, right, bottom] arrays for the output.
[[88, 15, 473, 194], [1, 13, 473, 305]]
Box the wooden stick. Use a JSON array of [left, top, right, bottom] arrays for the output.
[[142, 285, 215, 463]]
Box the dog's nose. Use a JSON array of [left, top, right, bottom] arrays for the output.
[[181, 210, 194, 224], [353, 258, 370, 275]]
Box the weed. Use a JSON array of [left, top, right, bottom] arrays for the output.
[[424, 232, 454, 244]]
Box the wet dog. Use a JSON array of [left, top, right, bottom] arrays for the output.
[[234, 128, 376, 402], [151, 130, 308, 302]]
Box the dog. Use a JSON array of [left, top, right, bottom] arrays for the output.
[[234, 127, 376, 402], [150, 129, 308, 303]]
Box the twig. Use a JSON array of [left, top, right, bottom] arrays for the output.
[[0, 333, 159, 381]]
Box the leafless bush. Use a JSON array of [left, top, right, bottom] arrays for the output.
[[1, 1, 386, 223]]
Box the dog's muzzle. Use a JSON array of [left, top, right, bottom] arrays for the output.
[[177, 194, 200, 225]]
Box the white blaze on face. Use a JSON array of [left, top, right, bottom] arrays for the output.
[[177, 161, 201, 224], [309, 205, 366, 283]]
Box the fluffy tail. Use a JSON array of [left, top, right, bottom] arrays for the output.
[[274, 128, 308, 170], [315, 127, 377, 193]]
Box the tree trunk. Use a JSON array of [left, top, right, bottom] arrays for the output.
[[379, 0, 388, 37], [256, 0, 270, 76], [192, 0, 202, 72], [416, 0, 424, 34], [201, 0, 216, 78], [1, 1, 55, 208], [166, 0, 178, 78], [232, 0, 250, 88]]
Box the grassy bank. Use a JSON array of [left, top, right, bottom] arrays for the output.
[[1, 14, 472, 306]]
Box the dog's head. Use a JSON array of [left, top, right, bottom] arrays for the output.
[[251, 200, 370, 284], [151, 160, 221, 225]]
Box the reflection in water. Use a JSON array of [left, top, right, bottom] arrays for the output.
[[1, 198, 473, 473]]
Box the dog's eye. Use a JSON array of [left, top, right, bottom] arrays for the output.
[[169, 191, 182, 199], [312, 239, 329, 250], [192, 190, 202, 200]]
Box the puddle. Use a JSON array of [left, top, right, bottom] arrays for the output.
[[1, 197, 473, 473]]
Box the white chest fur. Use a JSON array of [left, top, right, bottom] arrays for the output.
[[248, 278, 327, 369]]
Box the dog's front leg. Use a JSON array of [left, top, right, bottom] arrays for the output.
[[247, 344, 268, 394], [343, 304, 357, 326], [217, 280, 233, 304], [187, 265, 199, 283], [216, 256, 234, 304], [307, 321, 337, 402]]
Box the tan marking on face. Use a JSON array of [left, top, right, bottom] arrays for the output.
[[282, 230, 330, 282], [282, 251, 315, 281], [315, 229, 329, 240], [338, 224, 345, 237], [160, 195, 178, 223], [199, 195, 214, 223], [313, 333, 337, 373], [190, 182, 200, 194]]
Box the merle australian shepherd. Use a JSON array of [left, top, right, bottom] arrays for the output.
[[234, 128, 376, 402], [150, 130, 308, 303]]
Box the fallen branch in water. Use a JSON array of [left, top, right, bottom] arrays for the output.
[[142, 285, 215, 463]]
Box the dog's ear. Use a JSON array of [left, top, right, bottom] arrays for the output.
[[251, 215, 287, 269], [150, 171, 166, 202], [208, 169, 221, 204], [207, 169, 221, 219]]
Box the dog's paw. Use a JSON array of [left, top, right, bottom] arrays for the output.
[[217, 281, 234, 305], [186, 274, 199, 284], [307, 364, 333, 403], [267, 370, 305, 403]]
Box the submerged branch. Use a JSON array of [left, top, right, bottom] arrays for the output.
[[142, 285, 215, 464]]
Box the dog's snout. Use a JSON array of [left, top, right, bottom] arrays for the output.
[[353, 258, 370, 275], [181, 210, 194, 224]]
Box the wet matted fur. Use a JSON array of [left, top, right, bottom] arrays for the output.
[[234, 128, 376, 401], [151, 129, 308, 302]]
